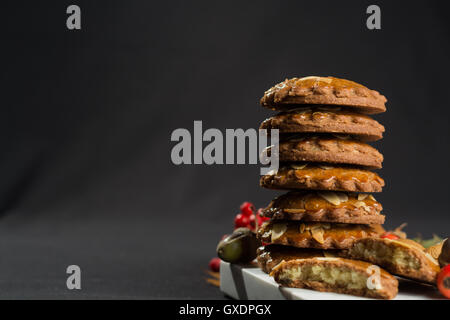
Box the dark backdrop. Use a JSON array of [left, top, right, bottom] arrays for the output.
[[0, 0, 448, 299]]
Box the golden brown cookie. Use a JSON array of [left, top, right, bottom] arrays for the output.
[[257, 221, 381, 249], [260, 76, 387, 114], [342, 238, 441, 284], [260, 108, 385, 141], [272, 135, 383, 169], [257, 244, 336, 273], [260, 164, 385, 193], [262, 191, 384, 224], [270, 257, 398, 299]]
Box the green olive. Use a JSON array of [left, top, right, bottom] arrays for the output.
[[216, 228, 261, 263]]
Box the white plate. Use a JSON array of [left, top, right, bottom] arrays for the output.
[[220, 261, 442, 300]]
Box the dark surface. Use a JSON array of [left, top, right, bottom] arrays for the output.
[[0, 214, 225, 299], [0, 0, 449, 299]]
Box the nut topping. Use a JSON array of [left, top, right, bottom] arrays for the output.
[[358, 194, 369, 201], [299, 223, 306, 233], [318, 165, 333, 170], [310, 227, 325, 244], [291, 163, 308, 170], [271, 223, 287, 241], [318, 192, 341, 206], [354, 201, 366, 208], [337, 193, 348, 203]]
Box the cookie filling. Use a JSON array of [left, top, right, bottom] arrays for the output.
[[350, 241, 421, 270], [275, 259, 368, 290]]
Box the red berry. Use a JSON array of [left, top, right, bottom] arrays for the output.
[[234, 213, 250, 229], [209, 257, 221, 272], [380, 233, 399, 240], [437, 265, 450, 299], [240, 202, 254, 216]]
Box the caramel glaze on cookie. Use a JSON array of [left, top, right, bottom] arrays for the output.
[[257, 221, 382, 250], [263, 191, 384, 225], [260, 108, 385, 141], [260, 164, 385, 193], [272, 135, 383, 169], [261, 76, 387, 114]]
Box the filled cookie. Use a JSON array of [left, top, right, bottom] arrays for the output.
[[260, 164, 385, 193], [262, 191, 384, 224], [260, 76, 387, 114], [271, 135, 383, 169], [260, 108, 385, 141], [270, 257, 398, 299], [342, 238, 441, 284], [257, 221, 382, 250]]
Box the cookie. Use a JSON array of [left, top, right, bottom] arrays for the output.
[[257, 244, 335, 273], [262, 191, 384, 224], [272, 135, 383, 169], [257, 221, 382, 250], [260, 164, 385, 193], [260, 76, 387, 114], [342, 238, 441, 284], [270, 257, 398, 299], [260, 108, 385, 141]]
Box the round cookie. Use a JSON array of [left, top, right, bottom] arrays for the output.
[[263, 191, 384, 224], [260, 76, 387, 114], [257, 221, 382, 250], [260, 164, 385, 193], [272, 135, 383, 169], [260, 108, 385, 141]]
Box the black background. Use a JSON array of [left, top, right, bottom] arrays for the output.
[[0, 0, 449, 299]]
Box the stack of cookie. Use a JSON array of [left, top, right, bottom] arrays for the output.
[[255, 76, 398, 299]]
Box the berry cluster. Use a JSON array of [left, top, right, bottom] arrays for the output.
[[234, 202, 270, 231]]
